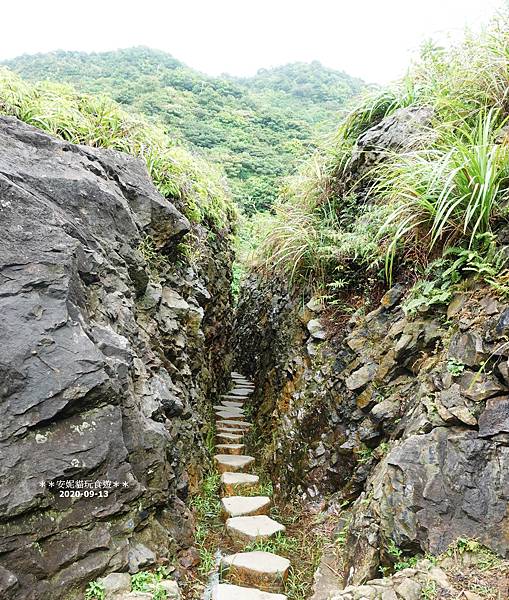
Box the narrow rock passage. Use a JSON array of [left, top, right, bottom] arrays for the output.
[[211, 372, 290, 600]]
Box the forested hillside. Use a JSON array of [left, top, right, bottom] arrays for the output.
[[3, 47, 365, 211]]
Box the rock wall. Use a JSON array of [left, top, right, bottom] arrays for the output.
[[234, 106, 509, 589], [0, 116, 235, 599], [235, 271, 509, 584]]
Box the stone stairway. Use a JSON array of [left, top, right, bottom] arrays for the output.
[[212, 372, 290, 600]]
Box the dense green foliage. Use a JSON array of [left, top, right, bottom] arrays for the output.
[[250, 15, 509, 301], [3, 47, 365, 212], [0, 68, 235, 228]]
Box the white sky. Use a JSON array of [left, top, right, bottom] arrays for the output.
[[0, 0, 505, 83]]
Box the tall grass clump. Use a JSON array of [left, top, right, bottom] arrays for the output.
[[0, 68, 235, 228], [251, 11, 509, 297], [380, 108, 509, 280]]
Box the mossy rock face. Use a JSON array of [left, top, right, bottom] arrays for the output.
[[0, 117, 235, 599], [234, 236, 509, 579]]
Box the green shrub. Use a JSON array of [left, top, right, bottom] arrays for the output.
[[386, 539, 421, 571], [447, 358, 465, 376], [189, 471, 222, 576], [402, 280, 453, 316], [131, 566, 171, 598], [84, 581, 105, 600], [446, 537, 501, 571], [402, 234, 509, 316]]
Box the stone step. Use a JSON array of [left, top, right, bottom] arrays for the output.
[[214, 454, 255, 473], [213, 583, 286, 600], [221, 551, 290, 591], [216, 421, 247, 435], [217, 432, 244, 444], [221, 496, 271, 518], [214, 406, 246, 421], [216, 444, 245, 455], [220, 395, 247, 402], [221, 472, 259, 496], [217, 420, 252, 430], [216, 428, 248, 438], [232, 380, 254, 386], [215, 406, 246, 414], [231, 372, 244, 378], [226, 515, 286, 546], [217, 428, 250, 438], [230, 388, 254, 394], [220, 401, 245, 408], [214, 404, 245, 412], [215, 411, 247, 421]]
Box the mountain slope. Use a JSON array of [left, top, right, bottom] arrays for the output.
[[3, 47, 365, 211]]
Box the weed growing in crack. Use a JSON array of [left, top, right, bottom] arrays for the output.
[[386, 539, 422, 571], [138, 235, 169, 280], [356, 444, 374, 464], [85, 581, 105, 600], [421, 580, 437, 599], [197, 544, 216, 577], [284, 566, 311, 600], [190, 472, 221, 521], [447, 358, 466, 376], [254, 501, 340, 600], [258, 478, 274, 497]]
